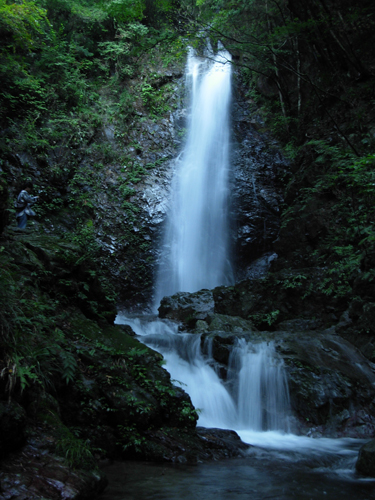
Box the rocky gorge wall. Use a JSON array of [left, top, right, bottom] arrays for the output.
[[0, 58, 287, 310], [1, 35, 375, 499]]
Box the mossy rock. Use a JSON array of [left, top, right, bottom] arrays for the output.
[[158, 289, 214, 326], [206, 313, 255, 332], [68, 310, 155, 355]]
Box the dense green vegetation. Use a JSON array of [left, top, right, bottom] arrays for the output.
[[0, 0, 185, 217], [0, 0, 193, 482]]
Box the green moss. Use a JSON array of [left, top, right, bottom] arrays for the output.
[[68, 310, 154, 354]]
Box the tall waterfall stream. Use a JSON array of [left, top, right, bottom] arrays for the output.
[[154, 46, 234, 307], [101, 48, 374, 499]]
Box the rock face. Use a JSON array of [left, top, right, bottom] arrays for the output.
[[0, 51, 287, 313], [230, 73, 288, 280], [280, 330, 375, 436], [356, 439, 375, 476], [212, 270, 346, 330], [158, 289, 215, 325], [0, 435, 108, 500]]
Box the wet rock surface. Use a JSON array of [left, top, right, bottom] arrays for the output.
[[196, 428, 249, 458], [212, 269, 347, 330], [279, 331, 375, 436], [158, 289, 215, 325], [0, 429, 108, 500], [136, 426, 248, 464], [230, 74, 288, 280]]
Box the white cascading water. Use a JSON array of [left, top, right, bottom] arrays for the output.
[[228, 339, 291, 433], [120, 45, 293, 436], [116, 316, 289, 432], [154, 45, 233, 307], [116, 45, 365, 463]]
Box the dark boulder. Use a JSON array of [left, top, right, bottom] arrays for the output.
[[0, 401, 27, 457], [356, 439, 375, 476], [158, 289, 214, 327]]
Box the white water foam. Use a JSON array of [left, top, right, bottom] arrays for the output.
[[229, 339, 291, 432]]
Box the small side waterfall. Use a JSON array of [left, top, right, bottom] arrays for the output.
[[228, 340, 291, 432], [154, 46, 234, 306]]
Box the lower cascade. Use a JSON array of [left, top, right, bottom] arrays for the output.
[[229, 339, 291, 433], [116, 314, 370, 460], [115, 316, 291, 434]]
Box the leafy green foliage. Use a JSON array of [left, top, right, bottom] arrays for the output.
[[104, 0, 145, 22], [98, 23, 148, 78], [0, 0, 49, 50], [281, 140, 375, 298], [56, 433, 95, 469], [249, 309, 280, 329], [191, 0, 375, 156], [117, 424, 146, 452], [140, 81, 173, 116]]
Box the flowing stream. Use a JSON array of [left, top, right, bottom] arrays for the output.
[[100, 47, 375, 499], [115, 315, 292, 434]]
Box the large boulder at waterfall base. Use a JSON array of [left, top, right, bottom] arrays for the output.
[[158, 289, 257, 333], [356, 439, 375, 476], [158, 290, 215, 326]]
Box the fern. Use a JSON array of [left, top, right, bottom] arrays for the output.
[[58, 349, 77, 384]]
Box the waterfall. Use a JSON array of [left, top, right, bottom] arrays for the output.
[[122, 45, 291, 435], [114, 44, 370, 471], [154, 45, 234, 307], [228, 340, 291, 432]]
